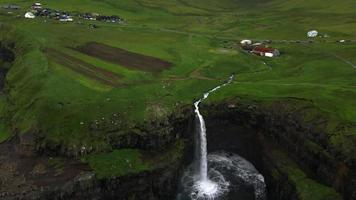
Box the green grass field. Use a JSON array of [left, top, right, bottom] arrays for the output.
[[0, 0, 356, 192]]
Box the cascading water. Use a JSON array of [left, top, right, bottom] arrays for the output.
[[192, 75, 234, 198], [177, 75, 267, 200]]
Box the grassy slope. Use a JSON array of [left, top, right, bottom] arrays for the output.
[[85, 140, 185, 178], [0, 0, 355, 193]]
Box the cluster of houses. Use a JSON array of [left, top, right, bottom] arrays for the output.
[[240, 40, 280, 58], [25, 2, 73, 21], [24, 2, 124, 23], [81, 13, 123, 23]]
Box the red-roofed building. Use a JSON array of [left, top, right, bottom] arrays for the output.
[[251, 46, 280, 57]]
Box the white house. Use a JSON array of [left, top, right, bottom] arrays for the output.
[[240, 39, 252, 46], [32, 2, 42, 10], [59, 16, 74, 22], [307, 30, 318, 38], [24, 12, 35, 19]]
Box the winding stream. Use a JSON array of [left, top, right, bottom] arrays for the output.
[[177, 75, 266, 200]]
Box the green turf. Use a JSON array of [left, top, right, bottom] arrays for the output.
[[86, 149, 150, 178], [86, 140, 185, 178]]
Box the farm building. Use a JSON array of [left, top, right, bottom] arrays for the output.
[[25, 12, 35, 19], [240, 39, 254, 51], [251, 46, 280, 57], [240, 39, 252, 46], [59, 15, 73, 22], [32, 2, 42, 10], [307, 30, 318, 38]]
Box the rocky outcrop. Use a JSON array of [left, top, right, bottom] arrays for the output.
[[0, 105, 194, 200], [109, 105, 194, 151], [34, 106, 194, 158], [202, 98, 355, 200], [2, 157, 184, 200], [0, 42, 15, 91]]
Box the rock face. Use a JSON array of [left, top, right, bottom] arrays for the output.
[[1, 157, 184, 200], [202, 99, 355, 200], [34, 106, 195, 158], [0, 106, 195, 200], [36, 164, 183, 200], [0, 42, 14, 91]]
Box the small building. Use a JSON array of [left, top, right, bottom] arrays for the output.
[[240, 39, 252, 46], [252, 42, 263, 47], [32, 2, 42, 10], [307, 30, 318, 38], [251, 46, 280, 57], [240, 40, 255, 51], [25, 12, 35, 19], [96, 15, 122, 23], [59, 15, 73, 22]]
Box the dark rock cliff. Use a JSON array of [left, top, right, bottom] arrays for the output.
[[0, 42, 15, 91], [0, 106, 195, 200], [1, 152, 187, 200], [202, 99, 355, 200], [34, 106, 195, 158]]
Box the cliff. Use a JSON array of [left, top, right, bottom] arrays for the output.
[[203, 98, 355, 200]]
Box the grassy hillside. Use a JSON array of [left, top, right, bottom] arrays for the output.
[[0, 0, 355, 149], [0, 0, 355, 189]]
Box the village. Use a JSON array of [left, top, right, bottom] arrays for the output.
[[18, 2, 124, 23], [1, 2, 353, 59]]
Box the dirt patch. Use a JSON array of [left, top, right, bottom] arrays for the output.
[[46, 48, 122, 87], [75, 42, 172, 73]]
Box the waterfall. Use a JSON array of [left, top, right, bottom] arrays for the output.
[[178, 74, 266, 200], [193, 75, 234, 194], [177, 74, 267, 200]]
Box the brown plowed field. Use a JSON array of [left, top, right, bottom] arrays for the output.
[[46, 48, 122, 87], [75, 42, 172, 73]]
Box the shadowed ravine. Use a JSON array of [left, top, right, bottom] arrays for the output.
[[177, 75, 266, 200]]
